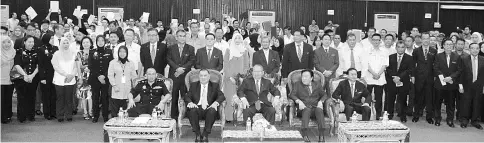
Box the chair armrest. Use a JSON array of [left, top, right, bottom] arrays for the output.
[[218, 101, 227, 127], [164, 98, 172, 118], [177, 98, 186, 127]]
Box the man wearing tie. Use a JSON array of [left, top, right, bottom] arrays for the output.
[[52, 24, 64, 47], [385, 41, 414, 122], [167, 30, 196, 119], [195, 33, 223, 71], [314, 34, 339, 95], [252, 36, 281, 75], [332, 68, 372, 121], [140, 28, 168, 75], [412, 32, 437, 123], [238, 65, 281, 125], [184, 69, 225, 142], [337, 33, 364, 78], [282, 30, 314, 80], [289, 70, 327, 142], [459, 43, 484, 129]]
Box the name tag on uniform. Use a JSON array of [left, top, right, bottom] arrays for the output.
[[121, 76, 126, 83]]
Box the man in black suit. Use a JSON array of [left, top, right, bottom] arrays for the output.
[[184, 69, 225, 142], [459, 43, 484, 129], [252, 36, 280, 75], [167, 30, 196, 119], [332, 68, 372, 121], [282, 30, 314, 80], [411, 32, 437, 123], [454, 38, 469, 120], [195, 33, 223, 71], [140, 28, 168, 75], [433, 39, 462, 127], [289, 69, 327, 142], [385, 41, 414, 122], [39, 20, 54, 40], [238, 65, 281, 125], [88, 42, 114, 123], [14, 23, 42, 50], [103, 21, 125, 42]]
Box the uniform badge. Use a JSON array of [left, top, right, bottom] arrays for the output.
[[143, 85, 146, 89], [22, 51, 27, 55], [153, 86, 162, 89]]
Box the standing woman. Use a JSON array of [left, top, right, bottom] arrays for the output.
[[51, 37, 78, 122], [13, 35, 40, 123], [77, 37, 94, 120], [312, 36, 323, 51], [38, 33, 58, 120], [108, 46, 137, 117], [1, 36, 16, 124], [223, 33, 251, 121], [89, 35, 113, 123], [271, 37, 284, 61]]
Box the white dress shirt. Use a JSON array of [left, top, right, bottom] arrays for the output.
[[284, 35, 294, 45], [214, 39, 229, 57], [362, 47, 389, 85], [383, 45, 397, 56], [197, 83, 209, 109], [263, 49, 270, 64], [337, 44, 365, 76]]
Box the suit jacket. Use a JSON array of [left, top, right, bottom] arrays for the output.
[[140, 41, 168, 74], [386, 53, 414, 91], [103, 30, 125, 42], [289, 81, 327, 108], [412, 46, 437, 81], [252, 49, 281, 74], [37, 45, 58, 83], [167, 44, 196, 80], [332, 80, 371, 106], [40, 30, 54, 39], [460, 55, 484, 90], [314, 47, 339, 79], [195, 47, 223, 71], [282, 42, 314, 78], [433, 52, 462, 90], [88, 47, 114, 86], [184, 81, 225, 106], [237, 77, 281, 107]]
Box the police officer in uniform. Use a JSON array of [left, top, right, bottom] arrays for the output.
[[38, 33, 58, 120], [89, 35, 114, 123], [13, 35, 40, 123], [127, 68, 172, 117]]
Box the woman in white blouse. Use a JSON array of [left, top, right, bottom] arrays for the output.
[[108, 46, 137, 117], [51, 38, 78, 122]]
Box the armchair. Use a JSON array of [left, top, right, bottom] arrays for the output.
[[133, 73, 173, 117]]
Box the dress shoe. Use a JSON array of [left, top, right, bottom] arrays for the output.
[[400, 117, 407, 123], [318, 135, 325, 142], [28, 118, 35, 121], [194, 134, 201, 142], [67, 118, 73, 122], [412, 117, 419, 122], [201, 135, 209, 142], [303, 136, 311, 142], [434, 121, 441, 126], [50, 116, 57, 119], [45, 116, 52, 120], [19, 120, 26, 123], [92, 118, 99, 123], [58, 119, 64, 122], [471, 122, 483, 130], [36, 110, 43, 115], [446, 120, 455, 128], [426, 118, 434, 124], [72, 110, 78, 115], [461, 123, 468, 128]]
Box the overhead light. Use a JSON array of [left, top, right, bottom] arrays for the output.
[[440, 5, 484, 10]]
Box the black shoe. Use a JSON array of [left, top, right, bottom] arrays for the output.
[[426, 118, 434, 124], [447, 120, 455, 128], [435, 121, 441, 126], [50, 116, 57, 119], [412, 117, 419, 122], [58, 119, 64, 122], [67, 118, 72, 122], [400, 117, 407, 123], [28, 118, 35, 121], [461, 123, 468, 128], [19, 120, 26, 123], [72, 110, 78, 115], [195, 134, 201, 142], [36, 110, 43, 115], [45, 116, 52, 120], [92, 118, 99, 123], [303, 136, 311, 142], [471, 122, 483, 130], [201, 135, 209, 142], [406, 112, 413, 117], [318, 135, 325, 142]]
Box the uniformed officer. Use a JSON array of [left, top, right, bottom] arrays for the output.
[[13, 35, 40, 123], [38, 33, 58, 120], [127, 68, 172, 117], [89, 35, 113, 123]]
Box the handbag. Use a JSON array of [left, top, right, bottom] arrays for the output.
[[10, 66, 23, 82]]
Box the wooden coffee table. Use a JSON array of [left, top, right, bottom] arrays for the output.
[[103, 117, 177, 143], [337, 121, 410, 142]]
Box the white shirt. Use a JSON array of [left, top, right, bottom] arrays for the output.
[[337, 44, 365, 76], [284, 35, 294, 45], [363, 47, 389, 85], [197, 83, 209, 107], [53, 35, 63, 47], [349, 81, 356, 98], [123, 26, 141, 36], [405, 47, 414, 56], [263, 49, 270, 64], [69, 42, 80, 52], [51, 51, 77, 86], [472, 55, 479, 81], [6, 18, 19, 31], [383, 45, 397, 56], [331, 42, 345, 51], [114, 42, 141, 70], [215, 39, 229, 57]]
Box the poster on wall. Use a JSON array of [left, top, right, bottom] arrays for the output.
[[248, 10, 276, 26], [374, 13, 399, 34], [1, 5, 9, 26], [97, 7, 124, 23]]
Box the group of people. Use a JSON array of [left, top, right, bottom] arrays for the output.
[[2, 7, 484, 143]]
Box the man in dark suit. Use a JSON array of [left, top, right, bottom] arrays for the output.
[[167, 30, 196, 119], [282, 30, 314, 80], [184, 69, 225, 142], [252, 36, 280, 75], [103, 21, 125, 42], [454, 38, 469, 120], [14, 23, 42, 50], [459, 43, 484, 129], [140, 28, 168, 75], [411, 32, 437, 123], [433, 39, 462, 127], [289, 69, 327, 142], [314, 34, 339, 96], [385, 41, 414, 122], [39, 20, 54, 40], [238, 65, 281, 125], [332, 68, 372, 121], [195, 33, 223, 71]]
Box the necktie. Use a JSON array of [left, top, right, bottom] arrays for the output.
[[255, 79, 262, 110], [424, 48, 428, 60], [201, 85, 208, 109], [151, 44, 156, 64], [325, 48, 329, 57], [58, 39, 61, 46], [447, 55, 450, 68], [350, 83, 355, 98], [179, 47, 183, 58], [207, 49, 212, 61], [350, 49, 355, 68], [473, 56, 478, 82], [397, 55, 402, 70], [307, 85, 312, 95], [297, 44, 302, 61]]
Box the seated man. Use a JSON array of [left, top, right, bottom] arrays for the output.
[[332, 68, 372, 121], [238, 64, 281, 125], [127, 68, 172, 117], [289, 69, 327, 142], [184, 69, 225, 142]]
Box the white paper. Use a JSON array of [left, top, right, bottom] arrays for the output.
[[50, 1, 59, 12], [81, 9, 88, 16], [67, 18, 73, 24], [193, 9, 200, 14], [425, 13, 431, 19], [327, 10, 335, 15], [131, 117, 151, 124], [25, 7, 38, 19], [87, 15, 95, 25], [141, 12, 150, 23], [73, 8, 81, 18], [77, 6, 81, 10], [439, 75, 446, 86], [106, 12, 115, 21]]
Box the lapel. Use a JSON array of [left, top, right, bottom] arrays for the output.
[[207, 82, 212, 100], [323, 47, 331, 59], [155, 42, 161, 60], [392, 54, 398, 71], [309, 82, 316, 95]]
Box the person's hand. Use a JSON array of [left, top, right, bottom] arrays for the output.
[[230, 77, 236, 84], [127, 99, 136, 109], [362, 103, 370, 107], [459, 86, 464, 94], [323, 71, 332, 77], [272, 96, 280, 106], [187, 102, 198, 109], [372, 74, 380, 80], [98, 75, 106, 84], [65, 74, 75, 83], [58, 9, 61, 14], [444, 77, 452, 83], [174, 70, 182, 77], [241, 98, 249, 109], [78, 78, 83, 85], [113, 85, 120, 92], [156, 102, 165, 111], [297, 100, 306, 110], [317, 100, 323, 109], [41, 80, 47, 84], [48, 9, 52, 13], [23, 76, 30, 83], [176, 67, 185, 73], [209, 102, 219, 111], [392, 76, 400, 83], [411, 77, 415, 84]]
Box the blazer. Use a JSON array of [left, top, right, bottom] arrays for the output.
[[386, 53, 414, 91], [282, 42, 314, 78], [37, 45, 58, 83], [460, 55, 484, 89], [195, 47, 223, 71], [237, 77, 281, 107], [167, 44, 196, 79], [103, 30, 125, 42], [332, 80, 371, 106], [184, 81, 225, 106], [289, 81, 327, 108], [412, 46, 437, 80], [88, 47, 113, 86], [433, 52, 462, 90], [140, 41, 168, 74], [314, 47, 339, 79], [252, 49, 281, 74]]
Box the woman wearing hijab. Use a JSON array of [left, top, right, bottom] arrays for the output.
[[89, 35, 113, 123], [224, 26, 235, 42], [14, 35, 40, 123], [77, 37, 94, 120], [1, 36, 16, 124], [271, 37, 284, 61], [471, 32, 483, 44], [38, 33, 58, 120], [223, 33, 251, 121], [51, 37, 78, 122], [108, 46, 137, 117]]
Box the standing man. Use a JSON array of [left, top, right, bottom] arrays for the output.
[[167, 30, 196, 119], [337, 33, 364, 77], [412, 32, 437, 123], [455, 38, 469, 120], [459, 43, 484, 129], [214, 28, 229, 58], [282, 30, 314, 80], [283, 26, 294, 45], [195, 33, 223, 71], [361, 27, 376, 51], [252, 36, 281, 75], [314, 34, 339, 95], [186, 22, 206, 52], [140, 28, 168, 75], [403, 36, 416, 116]]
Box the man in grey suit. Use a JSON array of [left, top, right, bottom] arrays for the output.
[[314, 34, 339, 95], [252, 36, 281, 75]]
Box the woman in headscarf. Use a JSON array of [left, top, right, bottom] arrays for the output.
[[223, 33, 252, 122], [224, 26, 235, 42], [271, 37, 284, 61], [77, 36, 94, 120], [1, 36, 16, 124], [10, 27, 24, 42], [107, 46, 137, 118], [38, 33, 58, 120], [89, 35, 113, 123], [51, 37, 78, 122], [471, 32, 483, 44]]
